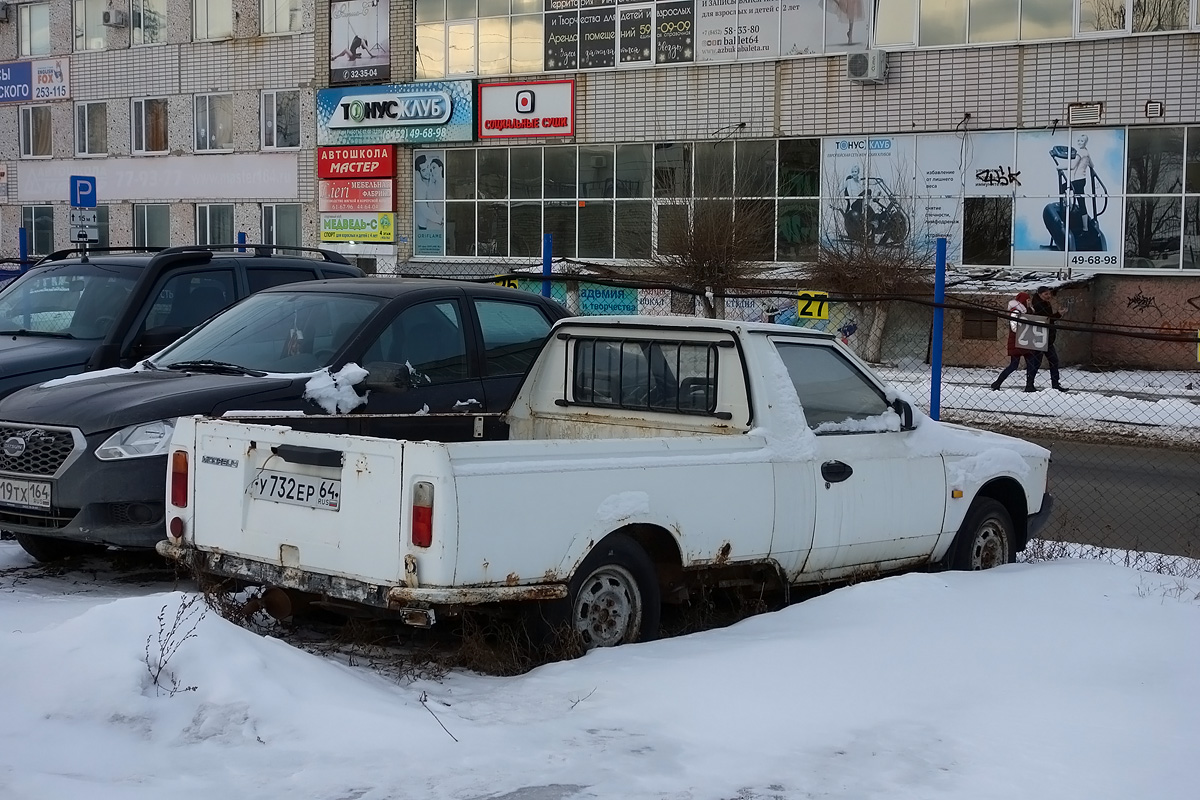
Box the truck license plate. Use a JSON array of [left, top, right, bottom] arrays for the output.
[[0, 477, 52, 510], [249, 470, 340, 511]]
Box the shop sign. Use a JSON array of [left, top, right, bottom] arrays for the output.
[[316, 81, 474, 146], [0, 59, 70, 104], [319, 179, 395, 213], [320, 212, 395, 243], [478, 80, 575, 139], [317, 145, 395, 179]]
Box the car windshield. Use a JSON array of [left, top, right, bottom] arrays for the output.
[[152, 291, 383, 374], [0, 262, 140, 340]]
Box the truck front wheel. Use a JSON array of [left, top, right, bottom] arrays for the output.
[[568, 534, 661, 648], [950, 498, 1015, 571]]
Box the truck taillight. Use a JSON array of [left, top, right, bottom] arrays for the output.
[[411, 481, 434, 548], [170, 450, 188, 508]]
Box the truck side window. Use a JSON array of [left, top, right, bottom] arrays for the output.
[[246, 269, 318, 293], [475, 299, 553, 376], [774, 342, 891, 431], [143, 270, 236, 333], [361, 300, 468, 385], [572, 337, 718, 414]]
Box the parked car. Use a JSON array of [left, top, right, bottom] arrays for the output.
[[0, 245, 363, 399], [0, 278, 568, 561], [161, 316, 1053, 648]]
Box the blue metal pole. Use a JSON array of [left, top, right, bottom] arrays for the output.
[[237, 231, 247, 252], [542, 233, 552, 298], [930, 237, 947, 421], [18, 227, 28, 272]]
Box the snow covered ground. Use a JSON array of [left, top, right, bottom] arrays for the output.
[[1, 539, 1195, 800]]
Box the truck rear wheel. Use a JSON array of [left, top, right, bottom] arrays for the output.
[[567, 533, 661, 648], [14, 533, 103, 563], [949, 498, 1015, 571]]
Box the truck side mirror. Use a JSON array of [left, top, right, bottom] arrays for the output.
[[892, 398, 914, 430]]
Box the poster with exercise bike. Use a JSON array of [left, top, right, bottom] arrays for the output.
[[330, 0, 391, 85], [820, 135, 919, 253], [1012, 128, 1125, 270]]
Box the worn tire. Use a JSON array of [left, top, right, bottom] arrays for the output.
[[564, 533, 661, 649], [14, 533, 102, 563], [949, 498, 1016, 571]]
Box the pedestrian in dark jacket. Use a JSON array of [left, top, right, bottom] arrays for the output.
[[1030, 285, 1067, 391], [991, 291, 1040, 392]]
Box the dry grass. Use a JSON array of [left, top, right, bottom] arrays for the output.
[[1020, 537, 1200, 579]]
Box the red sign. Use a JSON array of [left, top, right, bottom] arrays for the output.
[[317, 145, 395, 179], [319, 179, 395, 213]]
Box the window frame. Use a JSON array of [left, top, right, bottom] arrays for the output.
[[261, 0, 302, 35], [19, 2, 52, 57], [193, 0, 233, 41], [132, 0, 169, 46], [131, 97, 170, 155], [75, 101, 108, 157], [261, 89, 301, 150], [567, 336, 723, 417], [134, 203, 172, 248], [196, 203, 236, 245], [21, 206, 56, 256], [194, 93, 235, 153], [74, 0, 107, 51], [262, 203, 303, 247], [19, 105, 54, 159]]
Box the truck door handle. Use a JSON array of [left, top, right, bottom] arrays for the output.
[[821, 460, 853, 483], [272, 444, 344, 468]]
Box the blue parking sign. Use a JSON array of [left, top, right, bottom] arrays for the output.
[[69, 176, 97, 208]]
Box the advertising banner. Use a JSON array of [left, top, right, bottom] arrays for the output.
[[319, 179, 395, 213], [821, 135, 916, 250], [329, 0, 391, 85], [316, 81, 474, 146], [478, 80, 575, 139], [656, 1, 695, 64], [0, 59, 69, 104], [414, 150, 446, 256], [317, 145, 395, 179], [320, 212, 396, 243], [580, 283, 637, 315]]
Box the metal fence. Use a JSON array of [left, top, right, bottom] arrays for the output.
[[396, 259, 1199, 570]]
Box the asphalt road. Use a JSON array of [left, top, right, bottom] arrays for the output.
[[1029, 437, 1199, 558]]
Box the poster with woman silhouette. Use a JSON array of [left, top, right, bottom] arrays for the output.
[[1012, 128, 1124, 269], [330, 0, 391, 85], [414, 150, 446, 256]]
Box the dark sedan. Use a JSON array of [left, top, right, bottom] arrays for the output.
[[0, 278, 567, 561]]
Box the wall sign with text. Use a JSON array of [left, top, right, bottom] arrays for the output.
[[316, 81, 474, 146], [0, 59, 70, 104], [317, 145, 396, 179], [320, 212, 396, 243], [319, 179, 395, 213], [478, 80, 575, 140], [329, 0, 391, 85]]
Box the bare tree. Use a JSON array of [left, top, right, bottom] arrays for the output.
[[636, 141, 779, 318], [1084, 0, 1190, 31], [806, 162, 938, 362]]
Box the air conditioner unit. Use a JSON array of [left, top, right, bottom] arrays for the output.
[[847, 49, 888, 83], [102, 9, 128, 27], [590, 155, 607, 169]]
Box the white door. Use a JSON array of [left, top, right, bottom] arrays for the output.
[[772, 340, 946, 575]]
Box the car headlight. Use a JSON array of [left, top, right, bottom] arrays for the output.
[[95, 420, 176, 460]]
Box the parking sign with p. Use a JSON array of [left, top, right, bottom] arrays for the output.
[[70, 175, 97, 208]]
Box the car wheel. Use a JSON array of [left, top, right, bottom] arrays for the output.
[[950, 498, 1015, 571], [567, 533, 661, 648], [14, 533, 102, 563]]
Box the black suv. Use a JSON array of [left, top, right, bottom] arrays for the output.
[[0, 245, 363, 398], [0, 278, 568, 561]]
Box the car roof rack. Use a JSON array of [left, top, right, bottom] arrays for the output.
[[36, 246, 165, 264], [156, 244, 351, 264]]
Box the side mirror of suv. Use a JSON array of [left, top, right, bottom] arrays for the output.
[[891, 398, 915, 430]]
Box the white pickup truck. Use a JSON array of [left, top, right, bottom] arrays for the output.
[[159, 316, 1052, 648]]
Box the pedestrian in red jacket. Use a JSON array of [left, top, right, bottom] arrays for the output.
[[991, 292, 1040, 392]]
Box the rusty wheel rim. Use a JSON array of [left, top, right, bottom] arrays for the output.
[[573, 564, 642, 648], [970, 518, 1010, 570]]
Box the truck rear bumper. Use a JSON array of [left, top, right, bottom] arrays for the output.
[[157, 540, 568, 618]]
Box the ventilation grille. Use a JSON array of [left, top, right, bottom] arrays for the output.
[[1067, 102, 1103, 125]]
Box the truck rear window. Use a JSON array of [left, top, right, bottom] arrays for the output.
[[570, 337, 719, 415]]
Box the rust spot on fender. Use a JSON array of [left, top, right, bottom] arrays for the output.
[[542, 568, 559, 582], [715, 541, 733, 565]]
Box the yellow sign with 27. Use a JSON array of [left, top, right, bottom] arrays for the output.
[[796, 291, 830, 320]]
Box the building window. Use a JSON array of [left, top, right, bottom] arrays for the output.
[[194, 0, 233, 40], [963, 197, 1012, 265], [134, 204, 171, 248], [74, 0, 107, 50], [194, 94, 234, 152], [961, 309, 998, 340], [1124, 127, 1184, 269], [93, 206, 111, 248], [19, 106, 53, 159], [263, 204, 302, 247], [261, 90, 300, 150], [262, 0, 301, 34], [133, 0, 169, 45], [19, 3, 51, 57], [75, 102, 108, 156], [197, 204, 235, 245], [132, 98, 169, 154], [22, 206, 55, 255]]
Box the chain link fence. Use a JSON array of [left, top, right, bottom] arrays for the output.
[[397, 259, 1199, 570]]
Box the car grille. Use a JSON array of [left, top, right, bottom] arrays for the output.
[[0, 424, 79, 477], [0, 506, 79, 530]]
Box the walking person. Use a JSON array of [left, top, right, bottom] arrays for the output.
[[1030, 285, 1067, 392], [991, 291, 1040, 392]]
